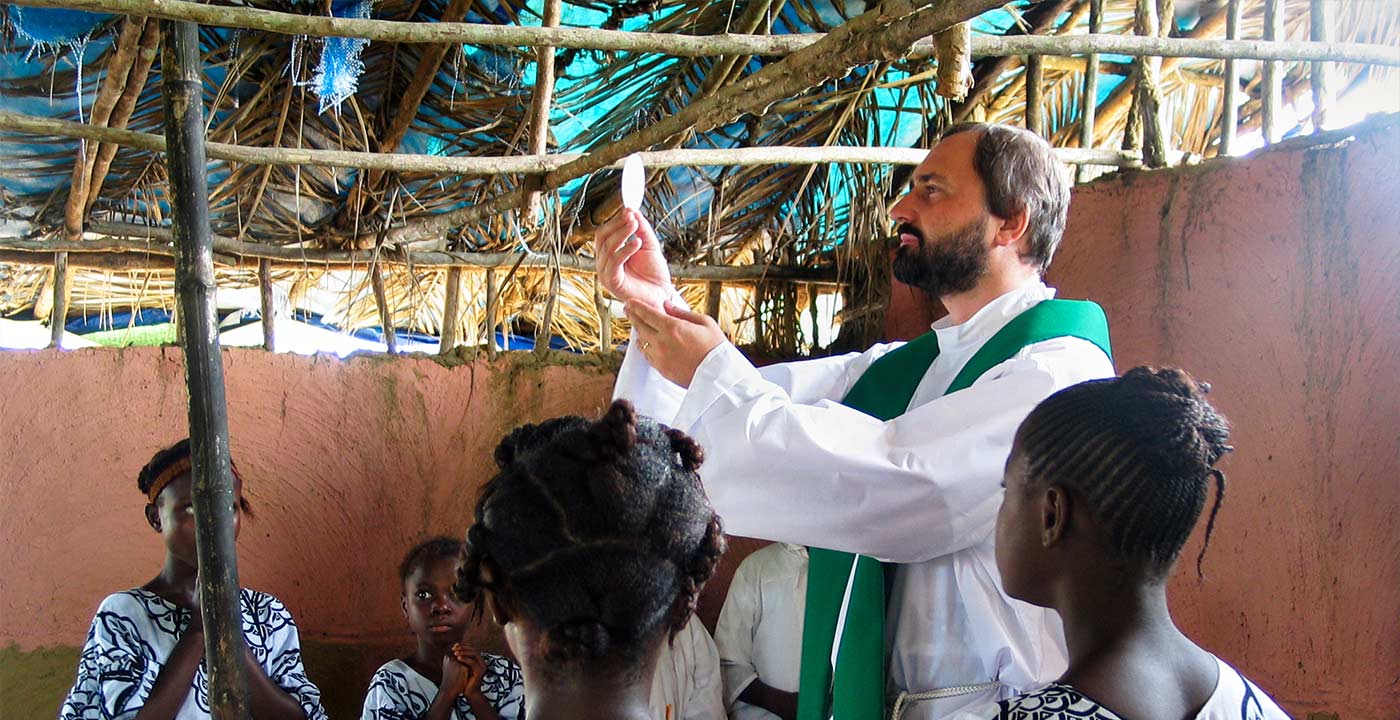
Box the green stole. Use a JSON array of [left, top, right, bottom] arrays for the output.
[[794, 298, 1112, 720]]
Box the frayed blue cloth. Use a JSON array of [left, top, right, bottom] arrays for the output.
[[310, 0, 374, 113], [6, 5, 109, 45]]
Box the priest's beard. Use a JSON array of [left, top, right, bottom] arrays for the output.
[[891, 216, 992, 297]]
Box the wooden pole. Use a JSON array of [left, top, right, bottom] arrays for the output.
[[593, 276, 612, 351], [1025, 54, 1045, 135], [705, 281, 723, 321], [49, 252, 69, 349], [1133, 0, 1169, 168], [484, 267, 499, 359], [370, 260, 397, 354], [525, 0, 562, 222], [1262, 0, 1284, 145], [1309, 0, 1332, 130], [258, 257, 276, 351], [535, 266, 559, 354], [1219, 0, 1241, 155], [0, 111, 1146, 172], [439, 266, 462, 355], [159, 17, 249, 720], [1077, 0, 1103, 182]]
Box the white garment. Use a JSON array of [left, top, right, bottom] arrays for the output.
[[60, 588, 326, 720], [361, 655, 525, 720], [948, 655, 1292, 720], [615, 282, 1116, 719], [651, 615, 727, 720], [714, 543, 808, 720]]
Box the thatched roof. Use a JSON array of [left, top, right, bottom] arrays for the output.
[[2, 0, 1397, 354]]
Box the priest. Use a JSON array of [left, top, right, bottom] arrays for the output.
[[597, 122, 1114, 719]]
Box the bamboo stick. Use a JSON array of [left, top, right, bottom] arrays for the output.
[[1077, 0, 1102, 183], [5, 0, 1397, 65], [1026, 54, 1045, 136], [370, 260, 397, 354], [159, 17, 248, 720], [1, 228, 854, 282], [439, 266, 462, 354], [0, 110, 1144, 170], [594, 276, 612, 351], [485, 267, 498, 359], [1310, 0, 1332, 130], [259, 257, 276, 351], [1220, 0, 1241, 155], [50, 252, 69, 349], [1262, 0, 1284, 145], [524, 0, 562, 222]]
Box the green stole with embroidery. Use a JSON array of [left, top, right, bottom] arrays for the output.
[[794, 298, 1112, 720]]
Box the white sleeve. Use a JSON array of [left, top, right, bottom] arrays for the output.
[[683, 620, 727, 720], [671, 336, 1114, 563], [713, 557, 761, 710]]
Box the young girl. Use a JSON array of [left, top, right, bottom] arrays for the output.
[[361, 537, 525, 720], [453, 400, 727, 720], [951, 367, 1289, 720], [60, 439, 325, 719]]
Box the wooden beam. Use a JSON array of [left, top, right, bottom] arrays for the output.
[[1309, 0, 1333, 130], [484, 267, 498, 359], [439, 266, 462, 354], [1026, 54, 1045, 136], [370, 260, 397, 354], [1219, 0, 1241, 155], [1134, 0, 1169, 168], [0, 227, 855, 282], [1076, 0, 1102, 182], [6, 0, 1398, 65], [1262, 0, 1284, 145], [954, 0, 1075, 124], [524, 0, 562, 221], [49, 252, 69, 348], [159, 17, 248, 720], [258, 257, 276, 351], [0, 110, 1143, 170], [594, 276, 612, 351]]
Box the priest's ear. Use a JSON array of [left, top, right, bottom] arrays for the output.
[[1039, 485, 1071, 548]]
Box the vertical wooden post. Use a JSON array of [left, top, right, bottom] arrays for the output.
[[50, 251, 69, 349], [705, 281, 723, 321], [594, 276, 612, 351], [371, 261, 397, 354], [1219, 0, 1241, 155], [485, 267, 499, 359], [1134, 0, 1169, 168], [525, 0, 562, 222], [258, 258, 276, 352], [1077, 0, 1103, 183], [1025, 54, 1045, 136], [1309, 0, 1332, 131], [159, 18, 248, 720], [806, 282, 820, 352], [535, 267, 559, 354], [1262, 0, 1284, 145], [439, 266, 462, 355]]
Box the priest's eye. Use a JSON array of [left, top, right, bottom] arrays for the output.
[[416, 590, 432, 601]]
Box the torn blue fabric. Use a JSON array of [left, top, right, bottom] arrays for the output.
[[310, 0, 374, 113], [5, 5, 109, 45]]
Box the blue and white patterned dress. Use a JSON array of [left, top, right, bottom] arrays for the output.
[[361, 655, 525, 720], [59, 588, 326, 719], [950, 656, 1291, 720]]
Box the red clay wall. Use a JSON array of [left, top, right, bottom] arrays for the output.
[[1047, 118, 1400, 719]]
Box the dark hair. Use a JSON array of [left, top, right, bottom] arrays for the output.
[[138, 438, 253, 516], [941, 122, 1070, 273], [400, 537, 464, 586], [454, 400, 725, 667], [1015, 367, 1232, 578]]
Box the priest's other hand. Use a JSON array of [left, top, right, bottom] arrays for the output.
[[594, 208, 674, 308], [626, 300, 725, 388]]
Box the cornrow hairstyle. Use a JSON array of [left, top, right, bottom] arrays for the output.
[[399, 537, 464, 585], [455, 400, 726, 668], [137, 439, 254, 517], [1015, 366, 1232, 579]]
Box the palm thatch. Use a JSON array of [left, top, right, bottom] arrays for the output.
[[2, 0, 1396, 354]]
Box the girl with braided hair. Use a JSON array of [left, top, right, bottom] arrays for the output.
[[952, 367, 1288, 720], [60, 439, 325, 720], [454, 399, 727, 720]]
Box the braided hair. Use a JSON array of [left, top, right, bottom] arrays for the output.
[[1015, 366, 1232, 578], [138, 438, 253, 516], [454, 400, 725, 668]]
